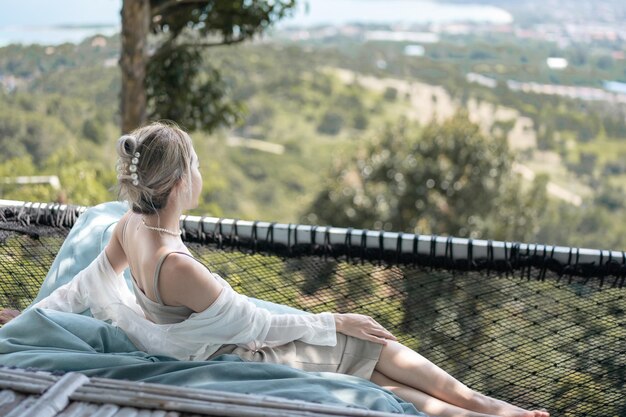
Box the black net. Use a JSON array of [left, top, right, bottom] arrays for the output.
[[1, 205, 625, 417]]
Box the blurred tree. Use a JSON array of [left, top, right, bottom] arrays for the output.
[[0, 109, 76, 166], [353, 112, 369, 130], [82, 117, 108, 144], [383, 86, 398, 101], [303, 113, 548, 242], [121, 0, 297, 133], [317, 111, 344, 135], [0, 110, 28, 161], [573, 152, 597, 177], [0, 156, 48, 202], [42, 147, 116, 206]]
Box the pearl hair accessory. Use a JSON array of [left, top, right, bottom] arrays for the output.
[[141, 216, 182, 236], [116, 135, 141, 186], [129, 152, 141, 185]]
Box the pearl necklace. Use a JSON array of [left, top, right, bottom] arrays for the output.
[[141, 216, 182, 236]]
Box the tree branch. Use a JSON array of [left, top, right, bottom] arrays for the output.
[[150, 35, 248, 59], [179, 36, 249, 48], [152, 0, 209, 17]]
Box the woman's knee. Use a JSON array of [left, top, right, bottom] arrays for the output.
[[370, 370, 393, 386]]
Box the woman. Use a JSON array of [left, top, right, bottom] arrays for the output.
[[9, 121, 549, 417]]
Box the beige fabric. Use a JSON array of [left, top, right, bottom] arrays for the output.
[[208, 332, 383, 380], [130, 276, 193, 324]]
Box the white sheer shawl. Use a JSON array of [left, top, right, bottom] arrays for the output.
[[31, 250, 337, 360]]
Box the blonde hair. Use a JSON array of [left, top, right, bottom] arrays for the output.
[[115, 121, 194, 214]]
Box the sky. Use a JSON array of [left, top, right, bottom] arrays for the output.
[[0, 0, 122, 26], [0, 0, 512, 28]]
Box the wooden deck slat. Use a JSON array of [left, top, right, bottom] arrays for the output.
[[1, 366, 404, 417]]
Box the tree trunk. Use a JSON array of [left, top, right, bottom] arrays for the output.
[[120, 0, 150, 134]]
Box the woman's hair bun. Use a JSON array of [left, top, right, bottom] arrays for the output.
[[114, 121, 195, 215], [117, 134, 138, 158]]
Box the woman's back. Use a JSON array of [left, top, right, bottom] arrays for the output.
[[121, 211, 195, 323]]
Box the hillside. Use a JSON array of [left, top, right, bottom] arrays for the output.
[[1, 29, 625, 249]]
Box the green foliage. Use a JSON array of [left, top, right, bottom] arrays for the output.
[[0, 106, 76, 165], [31, 66, 120, 109], [316, 111, 344, 135], [304, 113, 548, 241], [383, 86, 398, 101], [144, 0, 298, 132], [0, 25, 625, 415], [43, 147, 116, 205], [146, 47, 244, 132], [82, 117, 109, 144], [0, 156, 58, 203], [0, 29, 625, 248], [150, 0, 297, 41], [307, 31, 626, 153], [0, 148, 118, 206]]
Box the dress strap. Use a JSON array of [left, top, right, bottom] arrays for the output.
[[153, 251, 198, 305]]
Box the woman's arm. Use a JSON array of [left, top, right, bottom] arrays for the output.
[[161, 254, 395, 348], [32, 212, 133, 314]]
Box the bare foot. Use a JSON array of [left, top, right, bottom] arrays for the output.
[[470, 392, 549, 417]]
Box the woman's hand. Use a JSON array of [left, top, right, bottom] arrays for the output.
[[333, 313, 397, 345]]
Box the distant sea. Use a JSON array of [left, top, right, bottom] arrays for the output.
[[0, 25, 120, 47], [0, 0, 513, 47]]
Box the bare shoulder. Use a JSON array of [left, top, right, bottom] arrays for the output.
[[158, 252, 224, 312], [109, 210, 133, 247], [104, 210, 132, 275]]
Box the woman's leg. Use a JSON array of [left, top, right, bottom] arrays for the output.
[[371, 370, 499, 417], [373, 341, 549, 417]]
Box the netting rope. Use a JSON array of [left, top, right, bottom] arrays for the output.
[[0, 201, 625, 417]]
